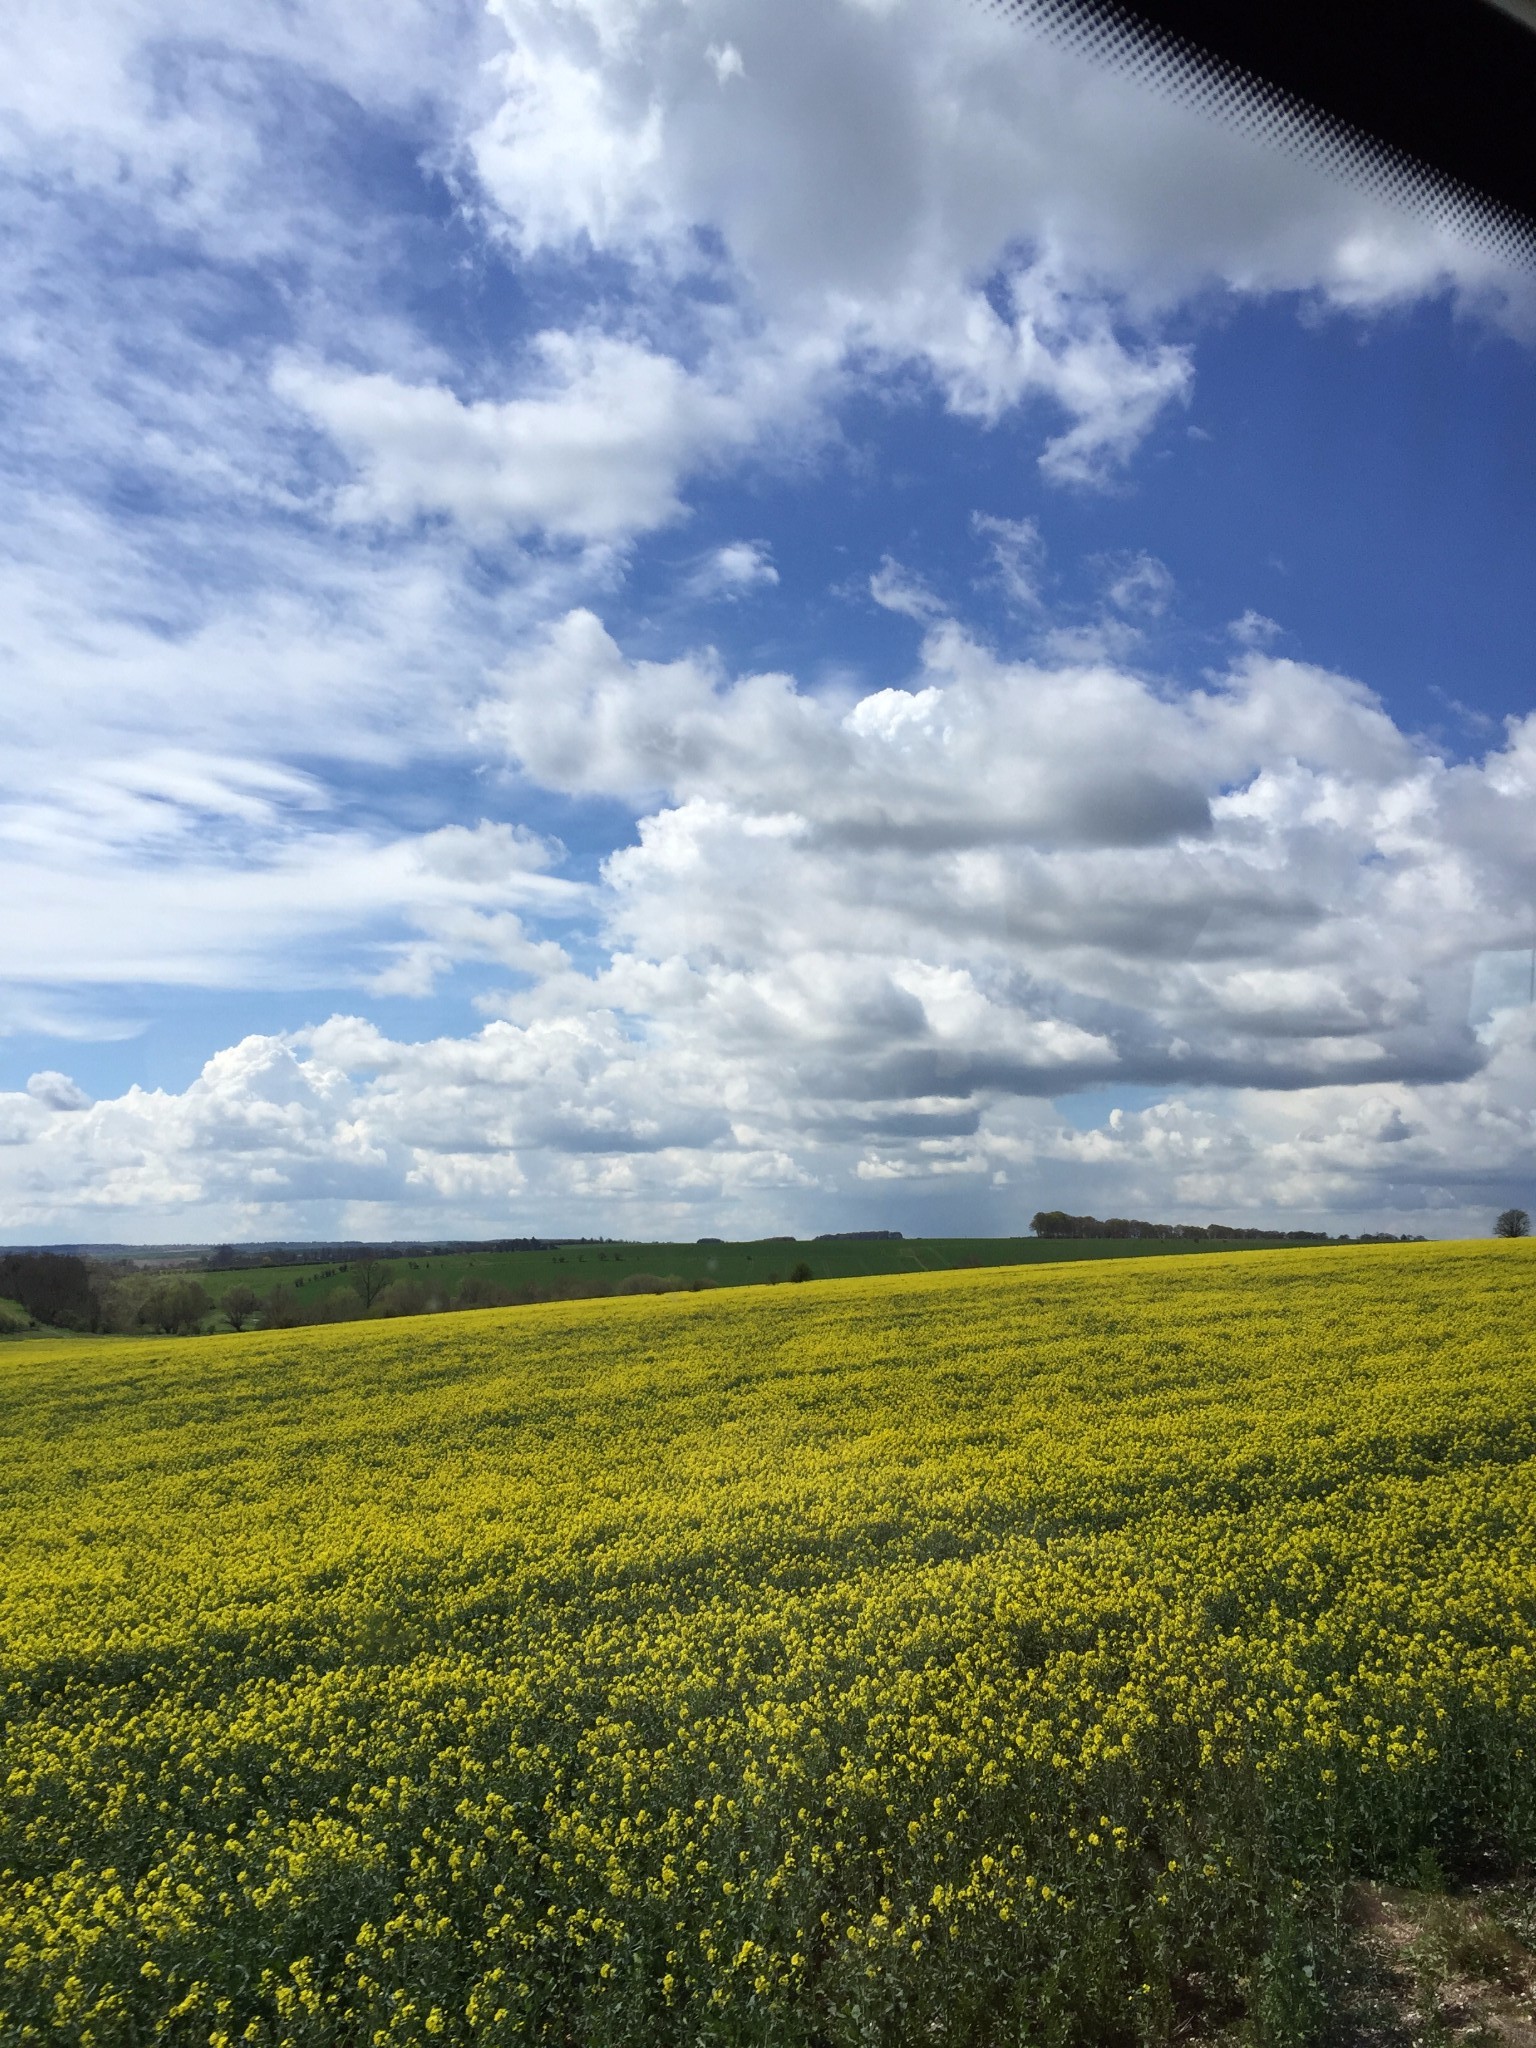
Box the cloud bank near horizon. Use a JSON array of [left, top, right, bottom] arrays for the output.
[[7, 614, 1536, 1240]]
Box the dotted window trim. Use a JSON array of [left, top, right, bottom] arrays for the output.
[[984, 0, 1536, 269]]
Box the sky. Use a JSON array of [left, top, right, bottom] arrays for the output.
[[2, 0, 1536, 1246]]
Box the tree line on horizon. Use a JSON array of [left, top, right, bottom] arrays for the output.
[[1029, 1210, 1428, 1245], [3, 1219, 1525, 1338]]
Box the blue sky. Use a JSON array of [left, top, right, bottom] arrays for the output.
[[2, 0, 1534, 1243]]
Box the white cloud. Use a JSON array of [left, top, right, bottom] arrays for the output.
[[470, 25, 670, 258], [0, 799, 579, 994], [973, 513, 1044, 608], [3, 969, 1531, 1242], [275, 337, 755, 542], [10, 613, 1527, 1237], [0, 0, 490, 220], [470, 0, 1523, 305], [1231, 608, 1282, 648], [0, 1012, 796, 1236], [870, 556, 946, 621], [472, 612, 1536, 1117], [471, 607, 733, 801], [839, 261, 1194, 485], [1104, 551, 1174, 616], [1039, 1007, 1536, 1223], [25, 1071, 91, 1112], [687, 539, 779, 598], [452, 0, 1530, 500]]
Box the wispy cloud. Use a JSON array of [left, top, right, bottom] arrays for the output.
[[870, 556, 946, 622], [973, 514, 1045, 608]]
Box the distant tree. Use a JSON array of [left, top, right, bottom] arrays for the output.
[[789, 1262, 813, 1283], [137, 1280, 212, 1335], [206, 1245, 238, 1271], [455, 1273, 517, 1311], [350, 1259, 390, 1308], [373, 1279, 428, 1318], [1495, 1208, 1531, 1239], [258, 1286, 304, 1330], [0, 1251, 97, 1329], [313, 1288, 365, 1324], [222, 1285, 260, 1332]]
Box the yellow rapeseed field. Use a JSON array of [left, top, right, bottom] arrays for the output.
[[3, 1241, 1535, 2046]]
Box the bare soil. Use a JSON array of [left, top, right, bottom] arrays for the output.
[[1330, 1881, 1536, 2046]]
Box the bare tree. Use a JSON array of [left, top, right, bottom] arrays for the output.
[[1495, 1208, 1531, 1239], [222, 1285, 260, 1331], [350, 1259, 391, 1308]]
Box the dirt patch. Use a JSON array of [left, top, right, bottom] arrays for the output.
[[1335, 1881, 1536, 2045]]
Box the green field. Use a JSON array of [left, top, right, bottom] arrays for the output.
[[3, 1241, 1535, 2043], [194, 1230, 1325, 1315]]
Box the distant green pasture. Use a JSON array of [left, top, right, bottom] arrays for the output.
[[196, 1231, 1310, 1314]]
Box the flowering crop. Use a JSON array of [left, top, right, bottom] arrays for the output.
[[2, 1242, 1535, 2045]]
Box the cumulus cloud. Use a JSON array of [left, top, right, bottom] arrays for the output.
[[1038, 1009, 1536, 1222], [275, 338, 756, 543], [455, 0, 1528, 486], [25, 1071, 92, 1112], [2, 965, 1530, 1243], [687, 539, 779, 598], [470, 610, 1536, 1122], [470, 608, 729, 801], [1231, 608, 1283, 648], [9, 606, 1535, 1237], [264, 0, 1466, 545], [0, 1017, 787, 1235]]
